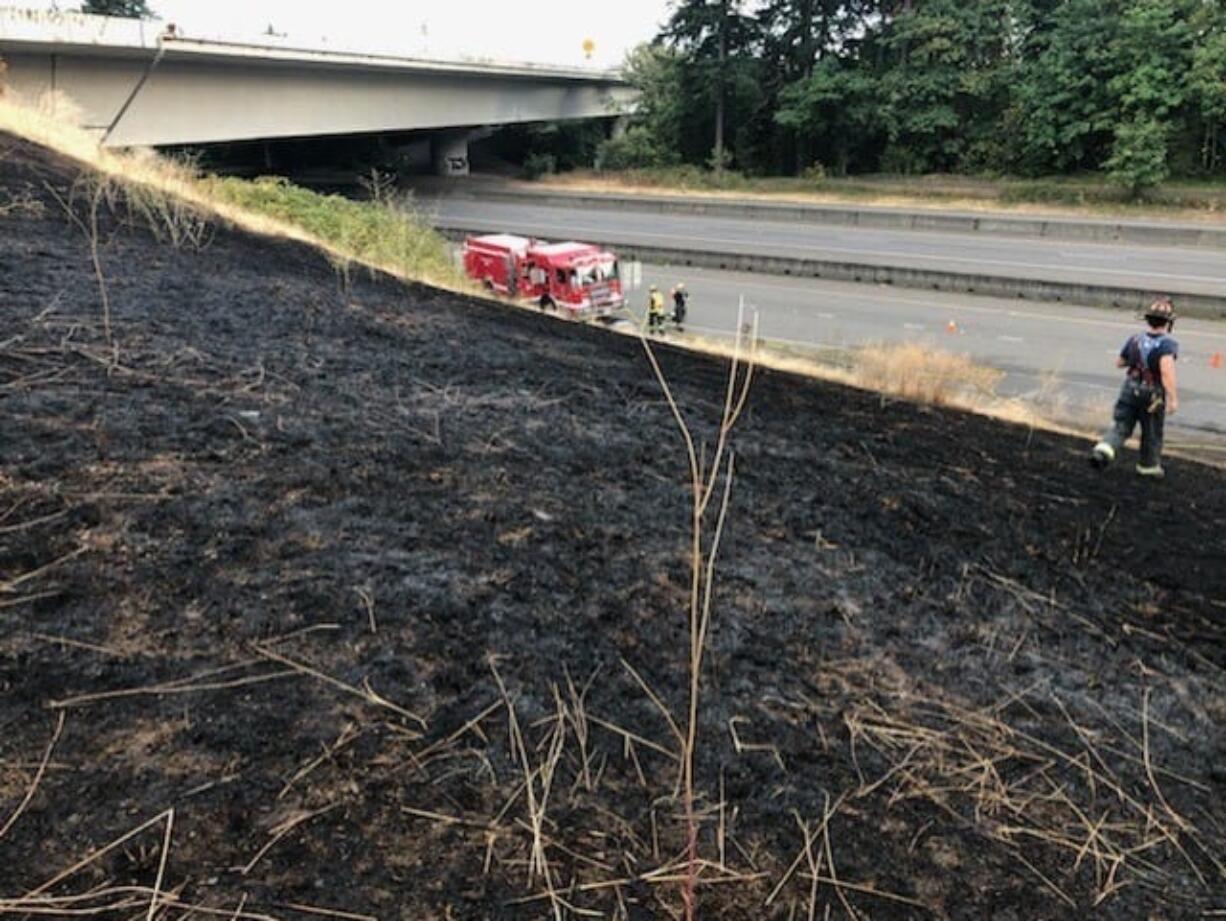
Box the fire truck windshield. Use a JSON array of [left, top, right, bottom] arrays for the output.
[[575, 259, 618, 287]]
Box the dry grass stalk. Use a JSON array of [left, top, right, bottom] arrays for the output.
[[39, 179, 118, 367], [412, 700, 503, 765], [252, 643, 426, 730], [277, 902, 376, 921], [21, 808, 173, 899], [562, 668, 597, 794], [0, 546, 87, 595], [241, 802, 340, 876], [833, 679, 1222, 905], [279, 723, 365, 800], [586, 714, 680, 763], [49, 661, 299, 709], [0, 711, 65, 841], [489, 659, 567, 921], [0, 888, 286, 921], [147, 809, 174, 921], [354, 587, 377, 634], [727, 716, 786, 772], [637, 299, 758, 920], [619, 657, 685, 759]]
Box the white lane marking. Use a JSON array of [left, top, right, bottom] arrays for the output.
[[816, 312, 836, 320], [903, 322, 925, 330], [440, 217, 1226, 288], [659, 266, 1226, 340], [998, 335, 1025, 343]]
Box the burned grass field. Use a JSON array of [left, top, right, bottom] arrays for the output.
[[2, 131, 1226, 920]]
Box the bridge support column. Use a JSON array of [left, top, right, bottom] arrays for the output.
[[431, 131, 470, 177], [611, 115, 631, 139]]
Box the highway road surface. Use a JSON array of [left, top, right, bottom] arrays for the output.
[[632, 264, 1226, 439], [427, 197, 1226, 298]]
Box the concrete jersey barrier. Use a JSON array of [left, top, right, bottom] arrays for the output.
[[433, 186, 1226, 250]]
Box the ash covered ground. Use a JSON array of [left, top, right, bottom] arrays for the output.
[[2, 131, 1226, 920]]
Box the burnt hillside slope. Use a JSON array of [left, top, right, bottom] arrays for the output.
[[2, 131, 1225, 920]]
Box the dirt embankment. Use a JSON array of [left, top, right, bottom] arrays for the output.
[[2, 131, 1226, 920]]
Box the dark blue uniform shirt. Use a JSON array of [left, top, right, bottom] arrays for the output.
[[1121, 332, 1178, 383]]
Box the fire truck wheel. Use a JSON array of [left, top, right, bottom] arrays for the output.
[[539, 296, 554, 312]]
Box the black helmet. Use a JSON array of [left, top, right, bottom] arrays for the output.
[[1144, 298, 1176, 328]]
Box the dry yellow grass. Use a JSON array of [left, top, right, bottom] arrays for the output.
[[533, 171, 1226, 224], [853, 342, 1004, 406], [0, 91, 469, 292], [676, 333, 1092, 440]]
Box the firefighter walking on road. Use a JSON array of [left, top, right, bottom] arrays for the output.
[[646, 285, 667, 334], [1091, 298, 1180, 478], [671, 283, 689, 331]]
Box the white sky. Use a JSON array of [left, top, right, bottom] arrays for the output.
[[21, 1, 672, 67]]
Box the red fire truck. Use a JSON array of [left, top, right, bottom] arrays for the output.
[[462, 234, 625, 318]]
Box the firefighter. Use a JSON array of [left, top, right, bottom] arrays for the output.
[[671, 282, 689, 331], [1090, 298, 1179, 478], [647, 285, 667, 334]]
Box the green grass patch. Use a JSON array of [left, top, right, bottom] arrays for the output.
[[546, 167, 1226, 217], [202, 175, 464, 287]]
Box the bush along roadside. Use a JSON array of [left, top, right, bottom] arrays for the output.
[[201, 174, 464, 289]]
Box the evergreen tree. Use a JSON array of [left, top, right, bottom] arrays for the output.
[[1015, 0, 1127, 172], [1105, 0, 1195, 193], [662, 0, 762, 170], [603, 0, 1225, 182], [81, 0, 153, 18], [776, 57, 882, 174], [876, 0, 1014, 172], [1188, 4, 1226, 171]]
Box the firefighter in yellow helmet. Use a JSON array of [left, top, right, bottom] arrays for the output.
[[647, 284, 667, 334]]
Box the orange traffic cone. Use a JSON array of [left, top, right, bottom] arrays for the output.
[[946, 320, 958, 335], [1211, 351, 1223, 369]]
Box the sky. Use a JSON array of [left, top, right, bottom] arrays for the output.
[[21, 1, 672, 68]]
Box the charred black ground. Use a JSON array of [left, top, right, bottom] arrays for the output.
[[2, 131, 1225, 920]]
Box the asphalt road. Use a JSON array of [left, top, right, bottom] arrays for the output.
[[426, 197, 1226, 297], [632, 264, 1226, 438]]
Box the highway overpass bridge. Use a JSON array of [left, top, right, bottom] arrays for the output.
[[0, 8, 636, 174]]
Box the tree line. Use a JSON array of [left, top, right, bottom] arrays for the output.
[[602, 0, 1226, 191]]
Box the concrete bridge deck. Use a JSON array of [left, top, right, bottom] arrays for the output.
[[0, 8, 635, 160]]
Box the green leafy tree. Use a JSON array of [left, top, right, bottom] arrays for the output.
[[1015, 0, 1126, 173], [776, 57, 881, 174], [597, 126, 678, 169], [1106, 0, 1195, 193], [760, 0, 878, 172], [1106, 116, 1171, 194], [81, 0, 153, 18], [1188, 5, 1226, 170], [603, 0, 1226, 182], [1109, 0, 1193, 120], [662, 0, 762, 171], [876, 0, 1014, 173], [618, 44, 687, 160]]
